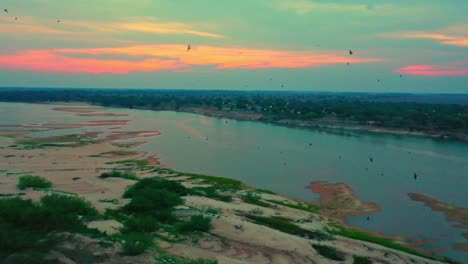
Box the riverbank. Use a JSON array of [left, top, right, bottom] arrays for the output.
[[0, 108, 456, 263], [179, 107, 468, 143]]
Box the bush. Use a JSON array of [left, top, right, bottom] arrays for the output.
[[177, 215, 212, 234], [123, 177, 189, 198], [121, 232, 153, 256], [17, 175, 52, 190], [124, 215, 159, 233], [0, 196, 99, 262], [41, 194, 98, 219], [99, 171, 138, 181], [312, 244, 345, 261], [123, 189, 183, 214], [353, 256, 373, 264]]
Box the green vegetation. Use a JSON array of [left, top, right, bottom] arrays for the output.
[[245, 215, 331, 241], [181, 172, 244, 190], [123, 189, 183, 223], [176, 215, 213, 234], [157, 254, 218, 264], [255, 188, 275, 194], [0, 195, 98, 261], [17, 175, 52, 190], [331, 226, 449, 262], [4, 154, 15, 158], [99, 170, 138, 180], [123, 215, 160, 233], [266, 199, 320, 214], [114, 159, 150, 167], [13, 135, 94, 150], [312, 244, 345, 261], [121, 232, 154, 256], [241, 192, 270, 207], [191, 186, 233, 202], [124, 177, 190, 198], [353, 255, 373, 264]]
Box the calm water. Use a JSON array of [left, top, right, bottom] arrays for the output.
[[2, 103, 467, 262]]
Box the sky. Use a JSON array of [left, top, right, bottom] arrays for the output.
[[0, 0, 467, 93]]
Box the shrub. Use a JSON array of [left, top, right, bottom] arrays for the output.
[[123, 177, 189, 198], [353, 256, 373, 264], [41, 194, 98, 219], [176, 215, 212, 234], [312, 244, 345, 261], [121, 232, 153, 256], [99, 171, 138, 180], [17, 175, 52, 190], [124, 215, 159, 233], [123, 189, 183, 214]]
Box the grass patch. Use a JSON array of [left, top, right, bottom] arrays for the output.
[[266, 199, 320, 214], [99, 171, 138, 181], [176, 215, 213, 234], [17, 175, 52, 190], [312, 244, 345, 261], [121, 232, 154, 256], [181, 172, 244, 190], [157, 254, 218, 264], [4, 155, 15, 158], [99, 199, 119, 204], [191, 186, 233, 202], [245, 215, 331, 241], [331, 226, 449, 262], [353, 255, 373, 264], [114, 159, 149, 167], [255, 188, 276, 194], [94, 150, 137, 157], [14, 135, 94, 150], [242, 192, 270, 207]]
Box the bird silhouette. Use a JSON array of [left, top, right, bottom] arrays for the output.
[[14, 17, 17, 20], [3, 9, 8, 13], [187, 44, 191, 51], [349, 49, 353, 55], [413, 172, 418, 180], [57, 20, 61, 23], [369, 157, 373, 162]]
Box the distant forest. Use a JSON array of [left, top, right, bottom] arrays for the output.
[[0, 88, 467, 132]]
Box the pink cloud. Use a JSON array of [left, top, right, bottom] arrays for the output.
[[0, 45, 381, 74], [397, 62, 468, 76], [383, 25, 468, 47]]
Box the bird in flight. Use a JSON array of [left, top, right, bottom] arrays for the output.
[[57, 20, 61, 23], [349, 49, 353, 55], [187, 44, 191, 52], [3, 9, 8, 13]]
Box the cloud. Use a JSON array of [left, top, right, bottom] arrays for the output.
[[0, 44, 381, 74], [383, 25, 468, 47], [0, 17, 224, 39], [271, 0, 368, 14], [397, 62, 468, 76]]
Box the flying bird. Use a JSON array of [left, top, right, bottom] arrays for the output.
[[3, 9, 8, 13], [349, 49, 353, 55], [369, 157, 373, 163], [57, 20, 61, 23], [187, 44, 191, 51], [413, 172, 418, 180], [14, 17, 17, 20]]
